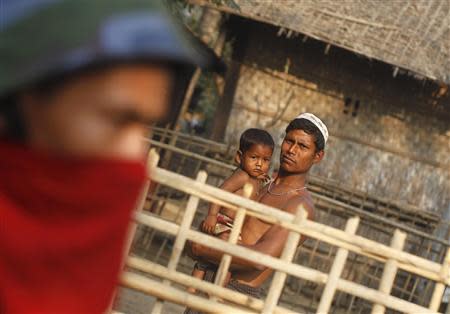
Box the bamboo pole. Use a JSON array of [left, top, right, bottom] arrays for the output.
[[136, 211, 327, 283], [429, 248, 450, 311], [126, 149, 159, 256], [145, 139, 235, 170], [125, 256, 297, 314], [135, 212, 436, 314], [135, 198, 445, 289], [150, 167, 449, 285], [149, 126, 228, 151], [262, 206, 308, 314], [151, 133, 442, 235], [317, 216, 360, 314], [371, 229, 407, 314], [152, 170, 207, 314], [148, 139, 447, 246], [122, 272, 255, 314], [214, 183, 253, 288], [108, 149, 159, 314], [167, 170, 207, 271]]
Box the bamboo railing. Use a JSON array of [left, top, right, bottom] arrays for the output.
[[116, 150, 450, 314], [145, 131, 443, 240]]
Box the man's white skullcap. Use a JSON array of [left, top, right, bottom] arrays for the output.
[[296, 113, 329, 144]]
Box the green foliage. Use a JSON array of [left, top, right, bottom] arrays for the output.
[[211, 0, 240, 10], [162, 0, 238, 135]]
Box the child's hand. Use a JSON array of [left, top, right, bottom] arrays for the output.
[[202, 215, 217, 234]]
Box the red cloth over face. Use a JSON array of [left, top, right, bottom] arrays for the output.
[[0, 141, 147, 314]]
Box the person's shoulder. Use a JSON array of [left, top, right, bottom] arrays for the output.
[[227, 168, 250, 181], [221, 168, 250, 189], [283, 190, 314, 220]]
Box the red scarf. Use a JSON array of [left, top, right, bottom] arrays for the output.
[[0, 141, 147, 314]]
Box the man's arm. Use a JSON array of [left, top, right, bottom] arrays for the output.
[[191, 196, 314, 271]]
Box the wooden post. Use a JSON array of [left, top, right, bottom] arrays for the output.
[[214, 183, 253, 288], [317, 216, 360, 313], [173, 67, 202, 134], [152, 170, 208, 314], [160, 68, 202, 169], [429, 248, 450, 311], [262, 206, 308, 314], [371, 229, 407, 314]]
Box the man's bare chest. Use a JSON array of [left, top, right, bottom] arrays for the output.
[[241, 194, 288, 244], [241, 216, 272, 245]]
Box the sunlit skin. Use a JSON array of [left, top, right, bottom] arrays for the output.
[[202, 143, 273, 234], [190, 143, 274, 293], [18, 65, 172, 160], [191, 129, 324, 287], [279, 129, 324, 176]]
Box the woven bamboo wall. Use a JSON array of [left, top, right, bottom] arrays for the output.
[[219, 16, 449, 214]]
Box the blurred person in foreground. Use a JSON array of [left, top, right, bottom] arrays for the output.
[[0, 0, 222, 313]]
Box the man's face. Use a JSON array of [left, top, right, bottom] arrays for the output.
[[280, 129, 324, 174], [20, 64, 172, 160]]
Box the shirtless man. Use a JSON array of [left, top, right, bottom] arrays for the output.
[[190, 113, 328, 298]]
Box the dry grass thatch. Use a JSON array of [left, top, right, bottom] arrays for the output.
[[194, 0, 450, 85]]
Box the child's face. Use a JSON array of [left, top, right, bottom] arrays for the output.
[[240, 144, 273, 178]]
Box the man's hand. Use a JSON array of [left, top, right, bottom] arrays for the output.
[[201, 215, 217, 234]]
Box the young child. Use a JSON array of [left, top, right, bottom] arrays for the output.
[[188, 128, 274, 293]]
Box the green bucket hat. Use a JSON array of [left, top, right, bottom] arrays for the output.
[[0, 0, 223, 98]]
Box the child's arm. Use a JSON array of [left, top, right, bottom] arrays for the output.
[[201, 169, 249, 234]]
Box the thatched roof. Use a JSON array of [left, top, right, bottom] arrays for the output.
[[193, 0, 450, 85]]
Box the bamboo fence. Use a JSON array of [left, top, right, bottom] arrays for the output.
[[129, 130, 448, 311], [116, 149, 450, 314]]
